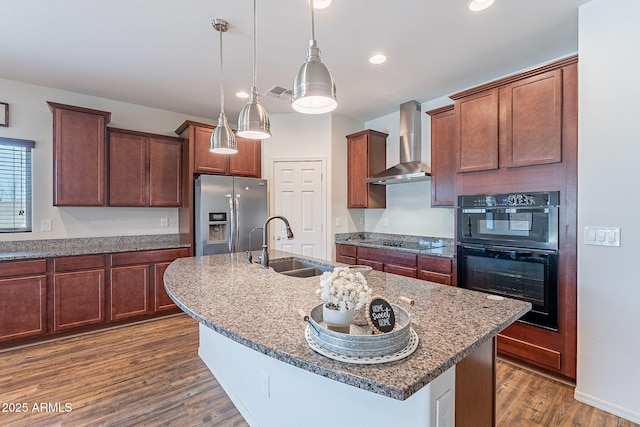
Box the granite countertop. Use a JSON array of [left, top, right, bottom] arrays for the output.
[[0, 234, 190, 261], [335, 232, 456, 258], [164, 250, 530, 401]]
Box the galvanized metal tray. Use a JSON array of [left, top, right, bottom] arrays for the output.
[[306, 303, 414, 358]]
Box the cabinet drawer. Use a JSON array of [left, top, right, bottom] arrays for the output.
[[419, 256, 452, 274], [111, 248, 189, 266], [497, 334, 561, 370], [336, 255, 357, 265], [357, 247, 417, 268], [54, 255, 106, 272], [337, 244, 357, 258], [384, 264, 417, 278], [419, 270, 452, 285], [0, 259, 47, 278], [359, 259, 384, 272]]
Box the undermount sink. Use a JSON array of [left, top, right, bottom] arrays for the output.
[[269, 257, 334, 278]]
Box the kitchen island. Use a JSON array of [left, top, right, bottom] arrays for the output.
[[164, 251, 530, 426]]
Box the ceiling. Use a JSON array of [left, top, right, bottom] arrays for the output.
[[0, 0, 591, 124]]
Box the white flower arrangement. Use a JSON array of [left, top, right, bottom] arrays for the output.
[[316, 267, 372, 312]]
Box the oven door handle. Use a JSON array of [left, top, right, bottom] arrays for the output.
[[460, 244, 557, 256]]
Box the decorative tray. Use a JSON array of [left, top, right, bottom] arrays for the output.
[[305, 303, 418, 363]]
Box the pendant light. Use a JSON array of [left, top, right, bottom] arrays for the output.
[[291, 0, 337, 114], [237, 0, 271, 140], [211, 19, 237, 154]]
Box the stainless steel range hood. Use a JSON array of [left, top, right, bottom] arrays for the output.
[[364, 100, 431, 185]]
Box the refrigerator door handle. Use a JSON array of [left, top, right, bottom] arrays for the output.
[[234, 195, 240, 253], [228, 194, 235, 253]]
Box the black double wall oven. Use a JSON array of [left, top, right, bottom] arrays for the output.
[[457, 192, 560, 331]]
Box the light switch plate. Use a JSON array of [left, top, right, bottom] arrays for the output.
[[584, 226, 620, 246], [41, 219, 52, 231]]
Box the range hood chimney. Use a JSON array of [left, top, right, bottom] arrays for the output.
[[364, 100, 431, 185]]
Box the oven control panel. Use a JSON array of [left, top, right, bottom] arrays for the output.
[[459, 191, 559, 208]]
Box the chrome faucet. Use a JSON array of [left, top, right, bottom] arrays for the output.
[[260, 215, 294, 268], [247, 227, 263, 263]]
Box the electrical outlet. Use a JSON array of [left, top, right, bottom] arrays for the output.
[[436, 389, 453, 427], [160, 217, 169, 227], [335, 216, 342, 227], [41, 219, 52, 231]]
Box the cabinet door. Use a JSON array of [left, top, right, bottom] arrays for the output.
[[505, 69, 563, 167], [149, 137, 182, 206], [455, 88, 499, 173], [0, 275, 47, 342], [346, 130, 387, 209], [193, 126, 228, 174], [53, 270, 105, 331], [110, 265, 151, 321], [229, 137, 261, 177], [154, 262, 177, 312], [108, 131, 147, 207], [51, 105, 109, 206], [429, 106, 455, 206]]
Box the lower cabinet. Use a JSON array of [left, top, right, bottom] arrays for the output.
[[110, 248, 188, 320], [0, 247, 188, 349], [335, 244, 453, 283], [0, 259, 48, 342], [53, 255, 106, 332], [418, 255, 453, 285]]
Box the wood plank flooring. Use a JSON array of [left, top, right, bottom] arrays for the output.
[[0, 314, 636, 426]]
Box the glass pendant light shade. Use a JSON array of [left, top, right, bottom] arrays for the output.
[[292, 4, 337, 114], [211, 113, 237, 154], [237, 0, 271, 139]]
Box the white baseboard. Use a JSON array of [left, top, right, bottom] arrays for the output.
[[574, 389, 640, 424]]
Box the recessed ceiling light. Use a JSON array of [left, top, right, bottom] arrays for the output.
[[469, 0, 495, 12], [312, 0, 331, 9], [369, 54, 387, 65], [236, 91, 249, 99]]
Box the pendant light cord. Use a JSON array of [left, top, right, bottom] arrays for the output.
[[252, 0, 257, 87], [310, 1, 315, 41], [218, 26, 225, 115]]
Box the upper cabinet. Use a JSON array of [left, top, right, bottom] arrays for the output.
[[48, 102, 111, 206], [450, 56, 572, 173], [426, 105, 455, 207], [177, 121, 262, 178], [346, 129, 388, 209], [107, 128, 182, 207], [504, 69, 562, 168]]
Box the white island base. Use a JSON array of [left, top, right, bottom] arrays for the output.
[[198, 324, 455, 427]]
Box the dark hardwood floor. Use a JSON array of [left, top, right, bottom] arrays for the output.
[[0, 314, 636, 426]]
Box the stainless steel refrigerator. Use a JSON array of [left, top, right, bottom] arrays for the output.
[[194, 175, 268, 256]]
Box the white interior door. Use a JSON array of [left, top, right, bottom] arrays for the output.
[[272, 160, 325, 259]]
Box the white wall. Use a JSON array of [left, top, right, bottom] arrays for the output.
[[575, 0, 640, 422], [363, 97, 455, 238], [0, 78, 211, 241]]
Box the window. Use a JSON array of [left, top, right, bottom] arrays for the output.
[[0, 137, 35, 233]]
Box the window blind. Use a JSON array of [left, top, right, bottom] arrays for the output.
[[0, 137, 35, 233]]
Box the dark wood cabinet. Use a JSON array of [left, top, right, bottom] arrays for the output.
[[452, 60, 568, 174], [48, 102, 111, 206], [52, 255, 106, 332], [454, 88, 499, 173], [154, 262, 178, 312], [107, 128, 182, 207], [335, 244, 357, 265], [504, 69, 563, 168], [110, 248, 188, 321], [0, 260, 47, 343], [185, 122, 261, 178], [426, 105, 455, 206], [110, 264, 151, 320], [346, 130, 388, 209], [418, 255, 453, 285]]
